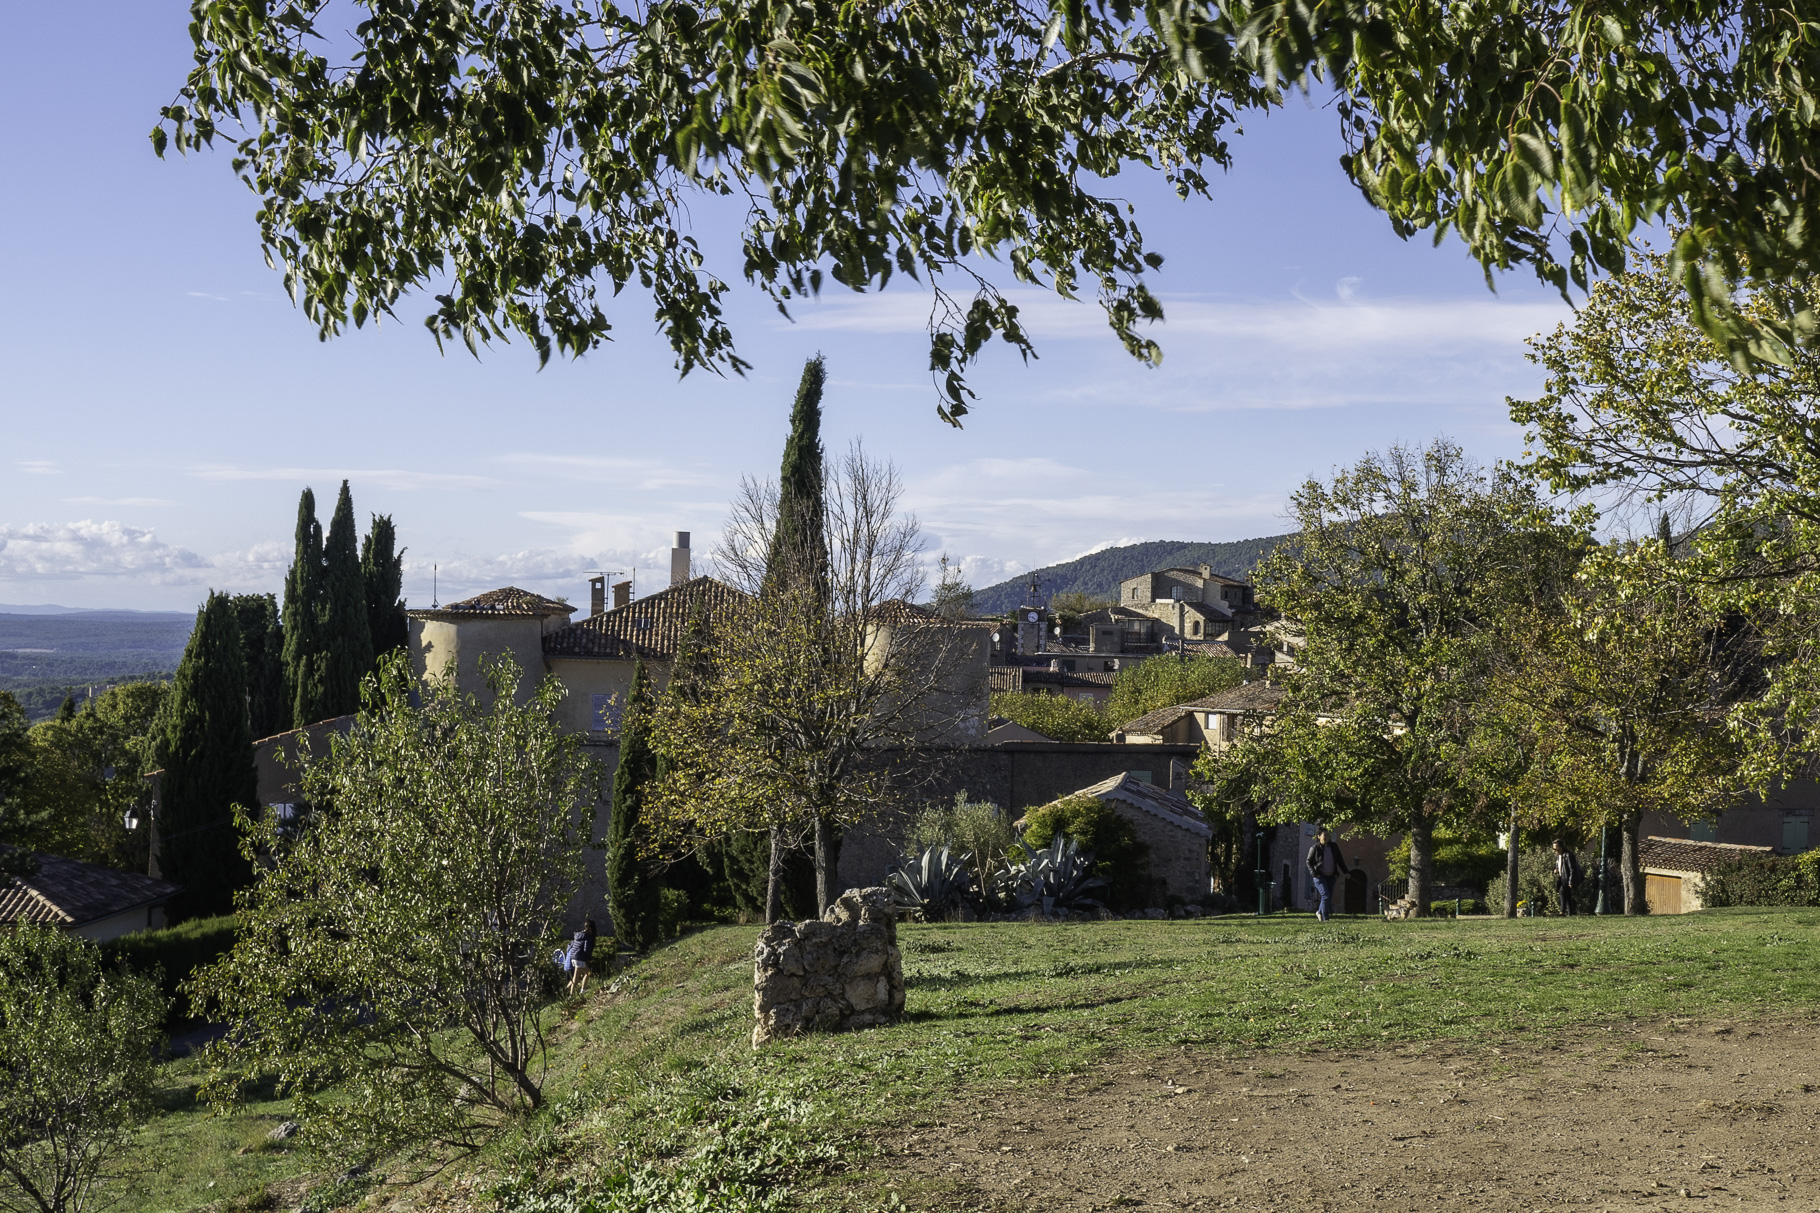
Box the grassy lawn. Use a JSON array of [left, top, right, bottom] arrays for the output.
[[128, 908, 1820, 1211]]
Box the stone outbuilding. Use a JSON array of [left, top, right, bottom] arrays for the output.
[[1638, 835, 1774, 914], [1035, 772, 1212, 904]]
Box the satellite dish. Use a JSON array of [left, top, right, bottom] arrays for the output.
[[1026, 611, 1038, 622]]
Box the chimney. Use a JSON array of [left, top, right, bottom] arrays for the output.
[[612, 579, 632, 610], [588, 574, 606, 617], [1199, 563, 1212, 578], [670, 531, 691, 588]]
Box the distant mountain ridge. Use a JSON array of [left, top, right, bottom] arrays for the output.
[[969, 534, 1294, 615]]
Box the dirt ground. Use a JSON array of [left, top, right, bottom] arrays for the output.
[[878, 1018, 1820, 1211]]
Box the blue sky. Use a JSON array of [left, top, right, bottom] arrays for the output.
[[0, 2, 1571, 612]]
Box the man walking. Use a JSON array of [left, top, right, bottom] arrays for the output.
[[1552, 840, 1582, 917], [1305, 827, 1350, 923]]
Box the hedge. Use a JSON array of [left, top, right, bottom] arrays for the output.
[[1697, 852, 1820, 908], [100, 913, 237, 1023]]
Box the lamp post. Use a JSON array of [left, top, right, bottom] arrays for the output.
[[1255, 830, 1268, 916]]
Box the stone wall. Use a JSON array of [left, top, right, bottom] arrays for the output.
[[1111, 802, 1209, 905], [752, 887, 905, 1046]]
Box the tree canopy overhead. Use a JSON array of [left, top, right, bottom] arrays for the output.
[[157, 0, 1820, 421]]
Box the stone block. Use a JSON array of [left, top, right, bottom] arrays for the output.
[[752, 886, 905, 1046]]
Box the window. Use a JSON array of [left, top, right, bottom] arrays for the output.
[[1785, 816, 1810, 853], [591, 694, 622, 732], [1691, 821, 1718, 842], [1191, 621, 1202, 636], [1128, 770, 1153, 785]]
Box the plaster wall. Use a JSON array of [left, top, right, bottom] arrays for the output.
[[410, 616, 548, 701]]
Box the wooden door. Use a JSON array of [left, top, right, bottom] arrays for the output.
[[1646, 873, 1683, 915]]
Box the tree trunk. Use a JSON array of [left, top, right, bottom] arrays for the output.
[[765, 825, 786, 924], [813, 814, 841, 915], [1406, 816, 1434, 916], [1503, 812, 1519, 918], [1619, 811, 1646, 915]]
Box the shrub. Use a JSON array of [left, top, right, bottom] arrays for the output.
[[0, 927, 167, 1213], [1021, 794, 1151, 910], [989, 692, 1110, 743], [1106, 654, 1247, 725], [906, 792, 1017, 893], [1386, 831, 1506, 897], [1698, 850, 1820, 907], [100, 913, 236, 1025], [1490, 846, 1597, 915]]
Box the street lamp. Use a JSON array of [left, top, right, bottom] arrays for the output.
[[1255, 831, 1268, 916], [123, 810, 140, 832]]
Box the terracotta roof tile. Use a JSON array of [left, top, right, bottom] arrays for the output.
[[542, 577, 748, 662], [1118, 680, 1285, 734], [1027, 773, 1211, 838], [0, 853, 181, 929], [1639, 835, 1775, 875], [409, 586, 577, 620]]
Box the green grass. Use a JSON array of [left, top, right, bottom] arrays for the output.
[[124, 908, 1820, 1211], [129, 1055, 313, 1212]]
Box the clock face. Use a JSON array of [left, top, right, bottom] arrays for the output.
[[1026, 611, 1038, 622]]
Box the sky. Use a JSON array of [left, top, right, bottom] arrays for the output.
[[0, 3, 1573, 613]]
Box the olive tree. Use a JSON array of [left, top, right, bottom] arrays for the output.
[[194, 654, 598, 1158], [157, 0, 1820, 420], [0, 928, 166, 1213]]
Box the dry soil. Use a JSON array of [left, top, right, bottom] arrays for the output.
[[878, 1018, 1820, 1211]]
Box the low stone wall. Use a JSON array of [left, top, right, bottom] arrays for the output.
[[752, 887, 905, 1046]]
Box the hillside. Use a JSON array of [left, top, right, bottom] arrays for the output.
[[970, 533, 1293, 614], [0, 611, 193, 719]]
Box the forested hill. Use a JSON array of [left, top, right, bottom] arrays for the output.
[[970, 534, 1294, 615], [0, 610, 194, 720]]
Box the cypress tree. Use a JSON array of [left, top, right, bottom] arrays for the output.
[[282, 488, 324, 730], [764, 355, 839, 918], [606, 660, 662, 952], [229, 593, 285, 739], [361, 513, 408, 663], [319, 481, 375, 717], [156, 592, 257, 920], [765, 355, 829, 591]]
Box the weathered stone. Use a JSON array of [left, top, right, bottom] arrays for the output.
[[753, 886, 905, 1046]]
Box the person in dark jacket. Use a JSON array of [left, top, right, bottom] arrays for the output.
[[1305, 827, 1350, 922], [1552, 840, 1582, 917], [567, 918, 598, 996]]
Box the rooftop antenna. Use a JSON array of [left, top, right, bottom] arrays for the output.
[[1024, 572, 1042, 607], [432, 564, 439, 609]]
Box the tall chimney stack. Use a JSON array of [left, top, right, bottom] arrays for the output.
[[612, 579, 632, 609], [588, 574, 606, 617], [670, 531, 691, 588]]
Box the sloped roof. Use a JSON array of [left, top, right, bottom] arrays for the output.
[[0, 853, 180, 929], [408, 586, 577, 621], [1118, 680, 1286, 734], [542, 576, 748, 662], [1059, 772, 1211, 839], [1639, 835, 1774, 875], [989, 667, 1119, 693], [986, 718, 1052, 744]]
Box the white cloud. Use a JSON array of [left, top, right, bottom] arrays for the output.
[[787, 287, 1569, 412], [0, 521, 210, 582], [17, 461, 60, 476], [189, 465, 499, 492]]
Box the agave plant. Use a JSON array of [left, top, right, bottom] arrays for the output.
[[1001, 836, 1108, 914], [886, 846, 976, 920]]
